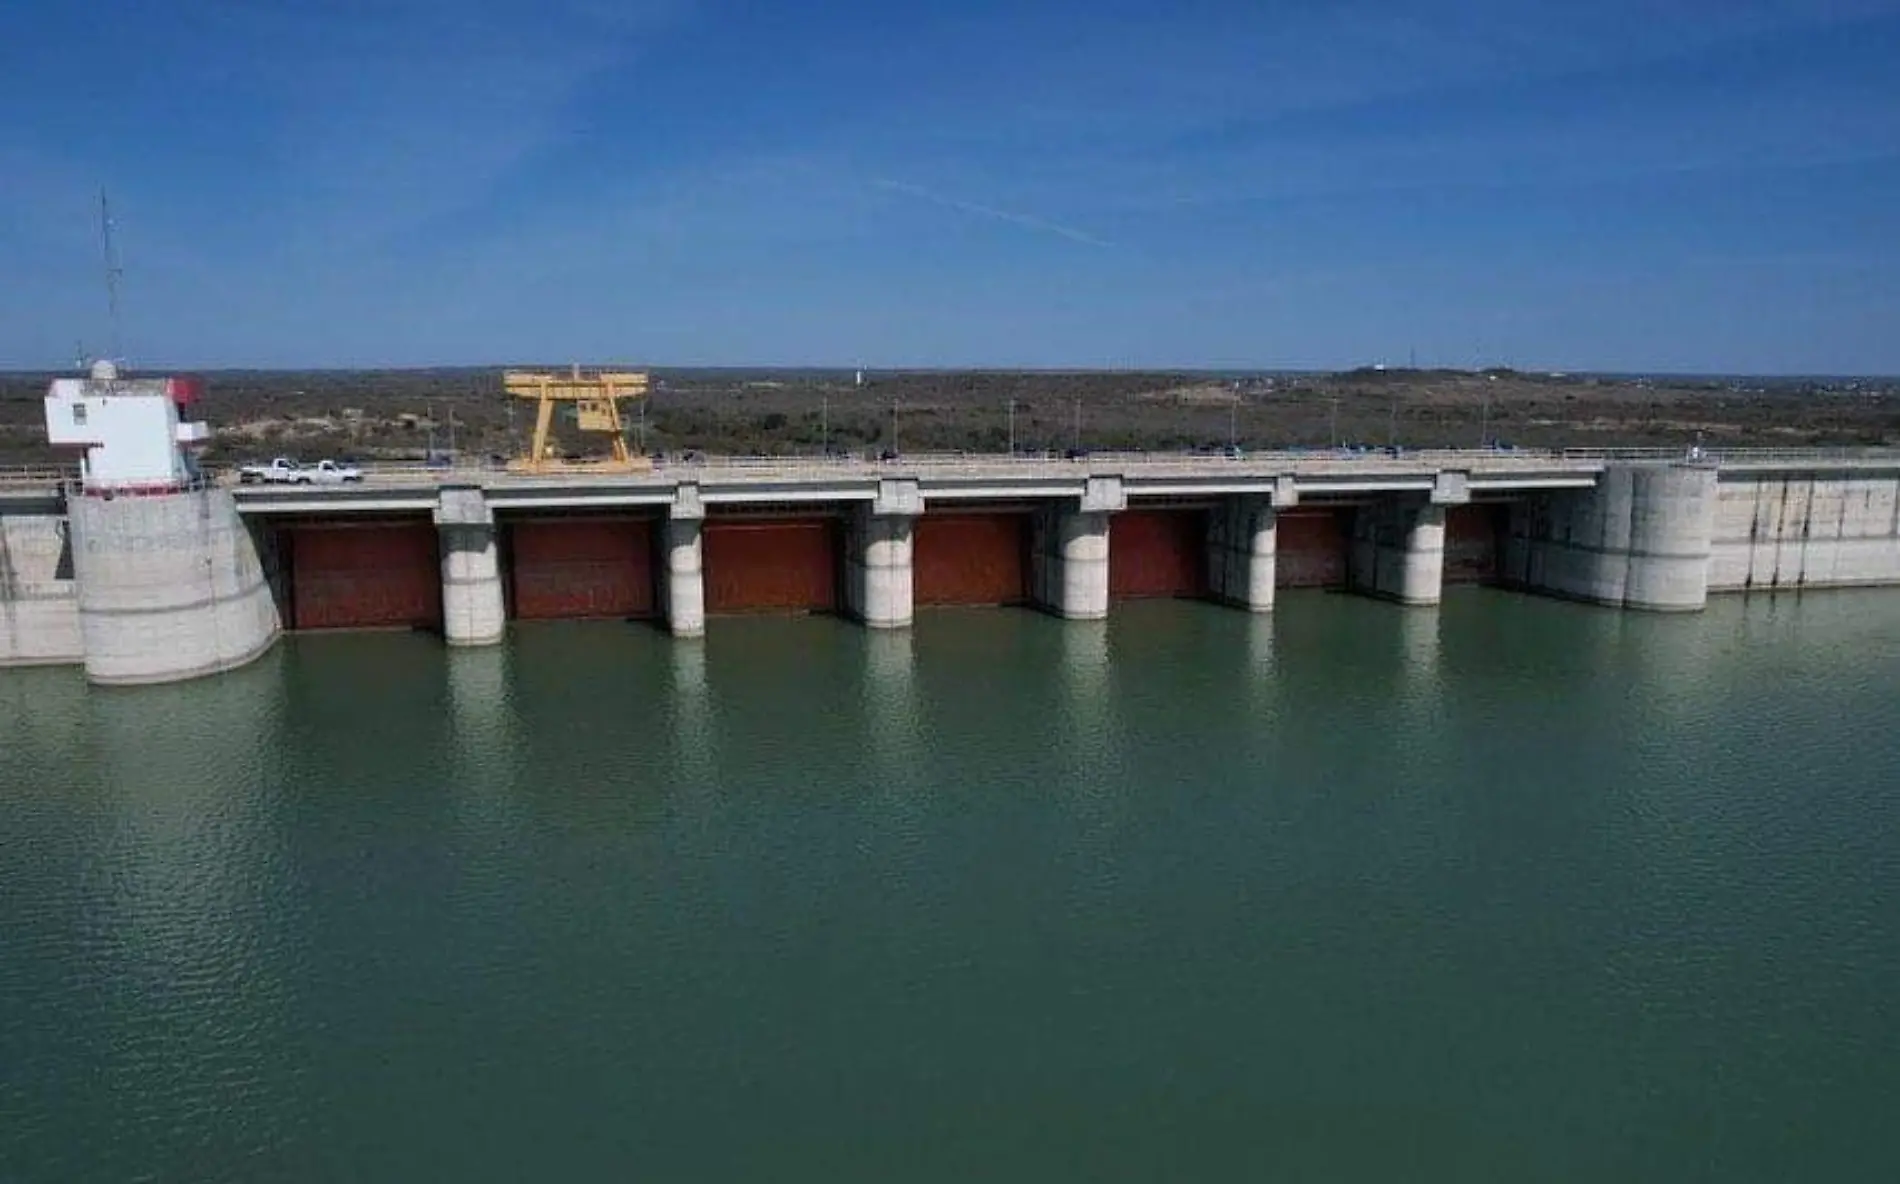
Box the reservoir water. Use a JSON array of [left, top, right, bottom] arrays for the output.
[[3, 591, 1898, 1181]]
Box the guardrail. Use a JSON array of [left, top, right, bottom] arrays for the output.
[[0, 465, 78, 486], [1557, 446, 1900, 463]]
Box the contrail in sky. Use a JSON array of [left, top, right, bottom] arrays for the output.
[[872, 178, 1113, 248]]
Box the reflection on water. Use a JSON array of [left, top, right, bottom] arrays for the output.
[[861, 629, 921, 799], [445, 645, 520, 836], [1241, 611, 1279, 725], [666, 638, 715, 795], [1395, 603, 1442, 727], [1056, 618, 1112, 760]]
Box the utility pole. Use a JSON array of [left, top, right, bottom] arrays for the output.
[[821, 394, 829, 457], [1007, 398, 1016, 456], [1479, 389, 1490, 448], [890, 400, 899, 456], [447, 403, 457, 459], [1072, 397, 1081, 452], [1228, 397, 1239, 451], [1387, 390, 1398, 448]]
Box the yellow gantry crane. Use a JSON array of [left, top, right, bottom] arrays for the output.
[[502, 365, 651, 473]]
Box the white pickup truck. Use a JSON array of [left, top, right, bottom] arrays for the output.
[[238, 458, 363, 485]]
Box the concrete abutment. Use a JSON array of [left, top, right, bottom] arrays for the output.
[[0, 509, 82, 667], [1503, 463, 1717, 612], [66, 488, 281, 685]]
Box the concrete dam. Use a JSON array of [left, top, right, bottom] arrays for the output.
[[7, 448, 1900, 686]]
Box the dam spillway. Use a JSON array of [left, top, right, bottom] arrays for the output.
[[6, 449, 1900, 685]]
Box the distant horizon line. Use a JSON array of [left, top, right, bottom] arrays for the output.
[[2, 362, 1895, 382]]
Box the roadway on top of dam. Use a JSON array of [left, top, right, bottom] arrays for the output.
[[223, 448, 1604, 514]]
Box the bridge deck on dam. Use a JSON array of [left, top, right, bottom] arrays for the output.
[[203, 450, 1611, 516]]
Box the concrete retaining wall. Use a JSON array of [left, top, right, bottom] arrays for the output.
[[67, 489, 281, 685], [1708, 471, 1900, 592], [0, 512, 82, 667]]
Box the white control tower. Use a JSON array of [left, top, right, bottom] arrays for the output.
[[44, 360, 213, 493]]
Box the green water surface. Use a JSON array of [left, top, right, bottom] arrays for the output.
[[2, 591, 1897, 1181]]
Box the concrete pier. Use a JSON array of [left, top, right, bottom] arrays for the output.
[[1207, 495, 1276, 611], [1350, 499, 1447, 606], [436, 488, 505, 647], [846, 479, 919, 629], [663, 486, 706, 638], [66, 488, 280, 685], [1031, 477, 1120, 619], [1032, 508, 1110, 619]]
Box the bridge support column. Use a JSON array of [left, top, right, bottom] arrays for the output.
[[1350, 497, 1446, 606], [1033, 477, 1120, 620], [847, 479, 919, 629], [1207, 494, 1277, 611], [664, 484, 706, 638], [437, 487, 505, 646]]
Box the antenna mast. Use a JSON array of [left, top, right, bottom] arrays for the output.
[[99, 189, 124, 362]]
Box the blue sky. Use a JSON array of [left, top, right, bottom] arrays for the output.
[[4, 0, 1899, 373]]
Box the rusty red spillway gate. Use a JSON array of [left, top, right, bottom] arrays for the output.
[[914, 512, 1031, 606], [281, 521, 442, 631], [703, 517, 841, 614], [507, 517, 656, 620]]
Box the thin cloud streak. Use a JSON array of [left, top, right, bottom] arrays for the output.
[[871, 178, 1113, 248]]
